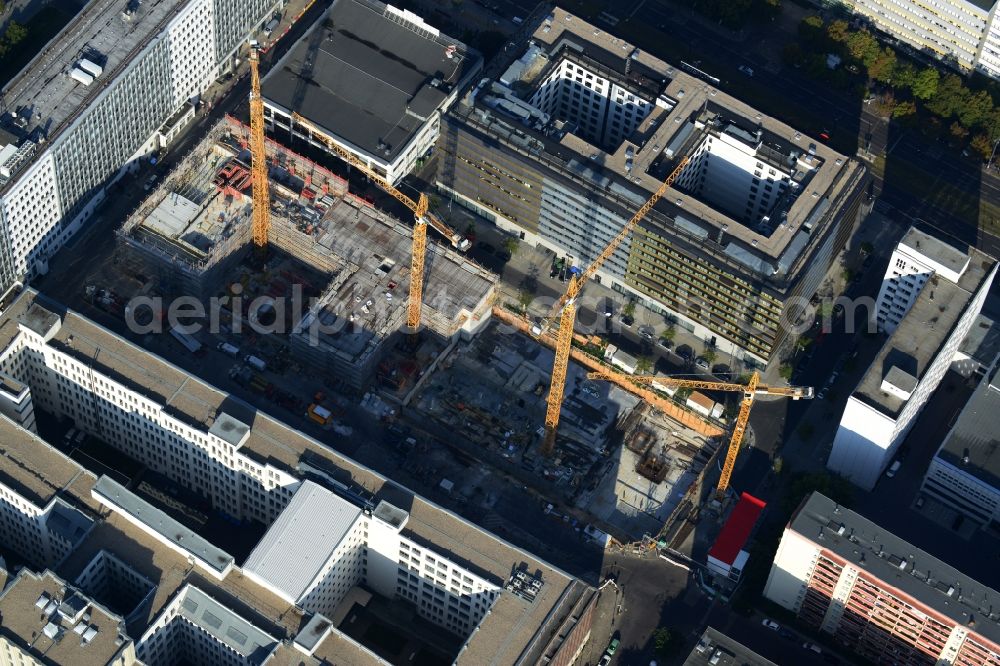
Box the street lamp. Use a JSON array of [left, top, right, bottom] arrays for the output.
[[988, 137, 1000, 171]]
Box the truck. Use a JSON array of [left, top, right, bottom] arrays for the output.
[[263, 17, 279, 37], [245, 355, 266, 372], [307, 404, 332, 425], [217, 342, 239, 358], [169, 327, 202, 353]]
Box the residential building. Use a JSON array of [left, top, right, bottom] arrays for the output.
[[843, 0, 1000, 75], [0, 287, 597, 665], [920, 359, 1000, 527], [827, 229, 996, 490], [0, 414, 99, 569], [263, 0, 482, 185], [0, 567, 138, 666], [0, 0, 280, 292], [437, 8, 870, 367], [765, 492, 1000, 666], [684, 627, 777, 666]]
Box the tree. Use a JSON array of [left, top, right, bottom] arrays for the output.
[[703, 349, 718, 364], [892, 100, 917, 119], [653, 628, 683, 658], [516, 290, 533, 312], [660, 326, 676, 342], [926, 74, 967, 118], [860, 241, 874, 255], [910, 67, 940, 100], [796, 336, 813, 351], [872, 91, 896, 117], [868, 48, 897, 83], [623, 300, 636, 317], [971, 133, 994, 160], [826, 19, 850, 44], [846, 31, 880, 66], [799, 15, 824, 42], [779, 362, 794, 380], [950, 121, 970, 142], [782, 472, 854, 515], [636, 356, 654, 374], [957, 89, 994, 129], [502, 236, 519, 257]]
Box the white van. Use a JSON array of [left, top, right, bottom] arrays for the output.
[[886, 460, 901, 478]]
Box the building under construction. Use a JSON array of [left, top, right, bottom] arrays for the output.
[[118, 117, 497, 389]]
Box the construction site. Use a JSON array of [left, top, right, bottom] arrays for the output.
[[116, 116, 497, 390]]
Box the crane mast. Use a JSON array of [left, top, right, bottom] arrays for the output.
[[288, 113, 468, 334], [540, 157, 690, 457], [586, 369, 813, 496], [249, 48, 270, 250]]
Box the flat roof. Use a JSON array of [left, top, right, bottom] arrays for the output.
[[0, 412, 99, 511], [900, 227, 969, 276], [243, 481, 362, 603], [684, 627, 777, 666], [0, 288, 585, 663], [935, 363, 1000, 491], [0, 0, 189, 188], [708, 493, 765, 565], [959, 314, 1000, 367], [263, 0, 480, 163], [0, 568, 130, 666], [174, 584, 280, 660], [791, 492, 1000, 645], [855, 245, 995, 418], [452, 7, 865, 278], [92, 476, 235, 575]]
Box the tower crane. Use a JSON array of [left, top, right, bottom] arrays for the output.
[[288, 113, 469, 333], [249, 48, 270, 250], [586, 369, 814, 496], [538, 157, 689, 457]]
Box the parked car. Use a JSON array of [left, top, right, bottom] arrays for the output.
[[712, 364, 731, 376], [658, 338, 674, 351], [477, 242, 495, 255], [620, 314, 634, 327], [762, 618, 780, 631], [598, 655, 611, 666], [606, 638, 620, 655], [638, 325, 655, 341], [738, 65, 754, 76], [695, 357, 711, 371], [803, 642, 823, 654], [886, 460, 901, 478]]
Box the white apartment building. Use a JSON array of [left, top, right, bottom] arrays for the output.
[[874, 227, 970, 333], [919, 360, 1000, 526], [843, 0, 1000, 78], [827, 229, 996, 490], [0, 299, 301, 528], [263, 0, 481, 185], [529, 54, 655, 150], [137, 584, 279, 666], [0, 415, 97, 570], [245, 481, 501, 637], [0, 0, 280, 291]]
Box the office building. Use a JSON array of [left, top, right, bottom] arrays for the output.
[[684, 627, 777, 666], [263, 0, 482, 185], [765, 492, 1000, 665], [827, 230, 996, 490], [841, 0, 1000, 79], [0, 567, 138, 666], [437, 8, 870, 367], [0, 287, 597, 665], [920, 360, 1000, 527], [0, 0, 280, 293]]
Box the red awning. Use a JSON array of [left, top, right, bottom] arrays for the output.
[[708, 492, 766, 565]]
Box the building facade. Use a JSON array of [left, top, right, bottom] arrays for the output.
[[0, 0, 280, 291], [920, 359, 1000, 527], [437, 8, 869, 368], [765, 492, 1000, 666], [263, 0, 481, 185], [842, 0, 1000, 79], [828, 229, 996, 490]]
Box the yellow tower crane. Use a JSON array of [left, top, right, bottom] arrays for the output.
[[249, 48, 270, 249], [538, 156, 690, 457], [288, 113, 469, 333], [586, 369, 814, 496]]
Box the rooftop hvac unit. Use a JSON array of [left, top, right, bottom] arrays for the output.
[[69, 68, 94, 86], [78, 58, 103, 78]]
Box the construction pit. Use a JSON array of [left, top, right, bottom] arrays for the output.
[[115, 117, 498, 392], [410, 319, 720, 540]]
